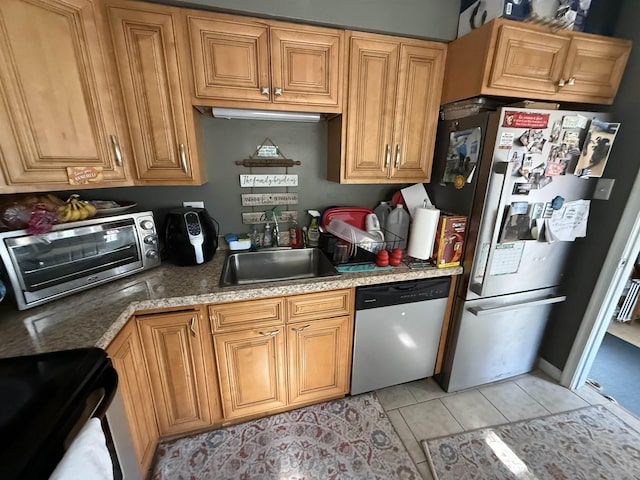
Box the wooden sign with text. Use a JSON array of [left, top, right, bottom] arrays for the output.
[[241, 193, 299, 206]]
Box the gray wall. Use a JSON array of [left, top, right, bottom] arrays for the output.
[[83, 117, 399, 236], [155, 0, 461, 41], [539, 0, 640, 370]]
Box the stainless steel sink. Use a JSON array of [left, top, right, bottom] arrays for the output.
[[220, 248, 340, 287]]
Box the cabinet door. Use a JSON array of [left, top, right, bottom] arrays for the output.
[[106, 319, 158, 476], [287, 316, 353, 405], [489, 24, 570, 95], [270, 25, 343, 109], [187, 12, 270, 103], [214, 326, 287, 419], [138, 310, 214, 436], [561, 36, 631, 104], [0, 0, 130, 190], [344, 33, 399, 182], [108, 2, 204, 184], [390, 42, 446, 182]]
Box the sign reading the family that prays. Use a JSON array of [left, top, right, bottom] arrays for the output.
[[239, 174, 298, 187]]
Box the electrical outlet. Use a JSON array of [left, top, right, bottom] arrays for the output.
[[183, 201, 205, 209], [593, 178, 615, 201]]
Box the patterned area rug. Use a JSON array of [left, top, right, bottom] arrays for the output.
[[152, 392, 421, 479], [422, 405, 640, 480]]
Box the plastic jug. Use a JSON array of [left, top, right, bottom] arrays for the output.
[[373, 201, 392, 231], [385, 204, 410, 250]]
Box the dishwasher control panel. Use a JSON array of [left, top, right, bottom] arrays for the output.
[[355, 277, 451, 310]]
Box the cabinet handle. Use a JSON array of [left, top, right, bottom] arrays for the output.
[[179, 143, 188, 173], [395, 144, 401, 168], [568, 77, 576, 86], [261, 86, 270, 95], [189, 317, 197, 336], [385, 144, 391, 168], [291, 324, 311, 332], [110, 135, 123, 167], [558, 78, 566, 87], [259, 329, 280, 336], [274, 87, 282, 96]]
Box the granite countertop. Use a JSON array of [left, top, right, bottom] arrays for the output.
[[0, 251, 462, 359]]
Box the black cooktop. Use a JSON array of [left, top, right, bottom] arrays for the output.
[[0, 348, 117, 480]]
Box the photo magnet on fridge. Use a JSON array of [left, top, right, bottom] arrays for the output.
[[573, 120, 620, 178]]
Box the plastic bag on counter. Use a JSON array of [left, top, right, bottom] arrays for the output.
[[0, 193, 63, 233]]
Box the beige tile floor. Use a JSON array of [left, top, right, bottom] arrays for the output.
[[376, 371, 640, 480]]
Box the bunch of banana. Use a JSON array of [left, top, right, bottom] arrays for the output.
[[57, 195, 97, 223]]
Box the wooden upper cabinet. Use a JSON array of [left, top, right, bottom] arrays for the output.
[[137, 309, 217, 436], [488, 25, 570, 95], [329, 31, 446, 184], [185, 11, 343, 113], [106, 1, 206, 185], [0, 0, 131, 193], [106, 318, 159, 476], [442, 18, 631, 105]]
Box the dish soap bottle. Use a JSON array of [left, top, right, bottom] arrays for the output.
[[385, 204, 410, 250], [263, 223, 273, 248], [289, 220, 301, 248], [307, 210, 321, 247], [250, 225, 261, 250]]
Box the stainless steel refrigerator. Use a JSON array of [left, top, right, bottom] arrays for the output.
[[427, 106, 616, 392]]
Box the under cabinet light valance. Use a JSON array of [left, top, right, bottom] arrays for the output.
[[211, 107, 321, 123]]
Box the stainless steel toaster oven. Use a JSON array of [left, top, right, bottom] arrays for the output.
[[0, 211, 160, 310]]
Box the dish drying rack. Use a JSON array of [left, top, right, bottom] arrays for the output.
[[325, 218, 404, 255]]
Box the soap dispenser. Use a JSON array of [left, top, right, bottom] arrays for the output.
[[263, 223, 273, 248]]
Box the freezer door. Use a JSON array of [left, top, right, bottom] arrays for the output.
[[467, 108, 598, 299], [442, 288, 565, 392]]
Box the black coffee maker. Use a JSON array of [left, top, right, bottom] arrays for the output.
[[164, 208, 218, 266]]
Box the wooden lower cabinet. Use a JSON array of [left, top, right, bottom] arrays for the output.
[[106, 319, 159, 476], [211, 289, 354, 420], [287, 315, 352, 405], [137, 308, 221, 436], [214, 326, 288, 420]]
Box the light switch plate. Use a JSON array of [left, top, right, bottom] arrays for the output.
[[183, 201, 205, 209], [593, 178, 615, 201]]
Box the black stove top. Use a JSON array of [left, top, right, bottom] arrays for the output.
[[0, 348, 117, 480]]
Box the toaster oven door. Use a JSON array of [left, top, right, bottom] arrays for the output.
[[4, 219, 143, 304]]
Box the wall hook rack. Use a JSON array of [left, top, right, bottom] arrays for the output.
[[234, 137, 301, 167]]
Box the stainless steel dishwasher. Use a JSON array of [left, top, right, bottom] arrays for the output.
[[350, 277, 451, 395]]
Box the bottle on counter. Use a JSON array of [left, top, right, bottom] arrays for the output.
[[373, 201, 392, 231], [263, 223, 273, 248], [307, 210, 321, 247], [250, 225, 261, 250], [289, 220, 302, 248], [385, 203, 410, 250]]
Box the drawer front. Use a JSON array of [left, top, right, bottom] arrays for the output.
[[209, 297, 284, 332], [286, 289, 353, 323]]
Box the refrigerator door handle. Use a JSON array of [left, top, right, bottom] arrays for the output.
[[468, 295, 567, 316], [470, 161, 514, 297]]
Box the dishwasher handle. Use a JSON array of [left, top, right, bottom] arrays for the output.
[[467, 295, 566, 316]]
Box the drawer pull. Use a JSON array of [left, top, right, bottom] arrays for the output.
[[259, 329, 280, 337], [291, 324, 311, 332], [110, 135, 123, 166]]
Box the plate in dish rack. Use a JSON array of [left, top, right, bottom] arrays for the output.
[[91, 200, 137, 215]]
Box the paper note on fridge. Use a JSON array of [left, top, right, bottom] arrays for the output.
[[545, 200, 590, 242]]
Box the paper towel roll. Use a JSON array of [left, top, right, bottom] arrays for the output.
[[407, 206, 440, 260]]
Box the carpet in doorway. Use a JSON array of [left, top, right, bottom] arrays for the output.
[[422, 405, 640, 480], [589, 332, 640, 417], [152, 392, 421, 480]]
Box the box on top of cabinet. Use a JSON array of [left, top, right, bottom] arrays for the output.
[[458, 0, 531, 38]]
